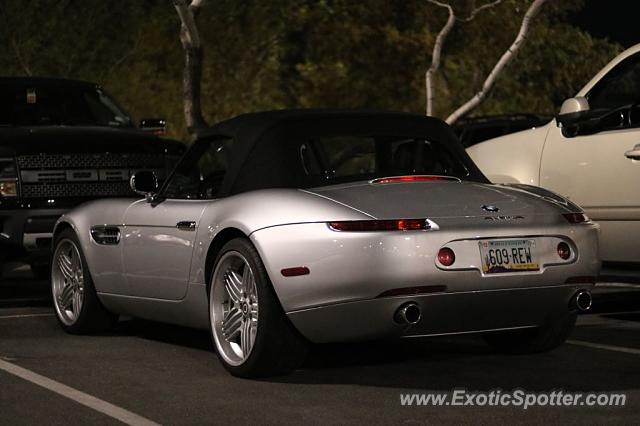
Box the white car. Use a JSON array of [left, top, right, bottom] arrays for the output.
[[468, 43, 640, 266]]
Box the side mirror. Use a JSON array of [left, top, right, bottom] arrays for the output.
[[130, 171, 158, 202], [556, 97, 593, 137], [559, 96, 590, 116], [139, 118, 166, 136]]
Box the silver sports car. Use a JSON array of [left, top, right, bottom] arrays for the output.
[[51, 110, 600, 377]]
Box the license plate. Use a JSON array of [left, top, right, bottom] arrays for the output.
[[479, 239, 539, 274]]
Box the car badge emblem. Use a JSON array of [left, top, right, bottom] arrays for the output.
[[481, 204, 500, 212], [484, 215, 524, 221]]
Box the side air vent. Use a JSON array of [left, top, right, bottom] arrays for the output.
[[90, 226, 121, 245]]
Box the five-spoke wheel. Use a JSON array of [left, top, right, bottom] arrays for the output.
[[52, 239, 85, 326], [211, 251, 259, 366], [209, 238, 308, 377], [51, 229, 116, 333]]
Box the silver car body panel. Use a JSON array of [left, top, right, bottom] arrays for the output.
[[252, 221, 599, 313], [288, 285, 580, 343], [54, 180, 600, 342], [306, 180, 570, 219], [121, 199, 208, 300]]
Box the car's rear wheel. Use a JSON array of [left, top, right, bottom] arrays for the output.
[[209, 238, 308, 377], [484, 311, 577, 354], [51, 229, 116, 334]]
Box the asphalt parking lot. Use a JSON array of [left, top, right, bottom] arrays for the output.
[[1, 262, 639, 425]]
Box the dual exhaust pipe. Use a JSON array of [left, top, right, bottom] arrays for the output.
[[394, 302, 422, 325], [572, 289, 593, 312], [393, 290, 592, 326]]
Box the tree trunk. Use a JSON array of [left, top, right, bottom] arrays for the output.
[[182, 34, 206, 133], [174, 0, 207, 134], [425, 0, 455, 117]]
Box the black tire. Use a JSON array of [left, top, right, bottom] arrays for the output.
[[484, 311, 577, 354], [51, 229, 116, 334], [209, 238, 308, 378]]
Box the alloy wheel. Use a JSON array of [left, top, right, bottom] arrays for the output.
[[52, 239, 85, 326], [210, 251, 259, 366]]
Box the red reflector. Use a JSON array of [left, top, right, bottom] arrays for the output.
[[557, 242, 571, 260], [563, 213, 589, 224], [328, 219, 428, 232], [281, 266, 310, 277], [371, 175, 459, 184], [437, 247, 455, 266]]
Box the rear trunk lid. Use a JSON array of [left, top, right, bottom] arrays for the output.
[[306, 180, 571, 222]]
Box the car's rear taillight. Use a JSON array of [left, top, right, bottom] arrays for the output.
[[370, 175, 460, 184], [0, 158, 18, 198], [437, 247, 456, 266], [557, 242, 571, 260], [328, 219, 430, 232], [563, 213, 589, 224]]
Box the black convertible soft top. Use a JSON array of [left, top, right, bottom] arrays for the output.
[[196, 109, 489, 196]]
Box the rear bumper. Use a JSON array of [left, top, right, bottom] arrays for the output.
[[287, 284, 590, 343], [0, 208, 67, 260], [251, 222, 601, 312]]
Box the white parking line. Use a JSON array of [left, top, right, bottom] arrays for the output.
[[567, 340, 640, 356], [0, 313, 54, 319], [0, 359, 161, 426]]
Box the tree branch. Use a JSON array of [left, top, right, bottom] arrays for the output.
[[174, 0, 201, 49], [425, 0, 456, 116], [190, 0, 206, 11], [100, 35, 142, 80], [11, 37, 32, 76], [445, 0, 547, 124], [459, 0, 504, 22]]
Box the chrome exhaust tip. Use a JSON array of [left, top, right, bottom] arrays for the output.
[[572, 290, 593, 312], [394, 302, 422, 325]]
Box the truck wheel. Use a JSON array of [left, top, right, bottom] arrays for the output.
[[484, 312, 577, 354], [208, 238, 308, 378], [51, 229, 116, 334]]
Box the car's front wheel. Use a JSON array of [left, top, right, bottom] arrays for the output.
[[51, 229, 116, 334], [484, 311, 577, 354], [209, 238, 307, 377]]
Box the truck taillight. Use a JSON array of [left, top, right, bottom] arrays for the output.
[[0, 158, 18, 197]]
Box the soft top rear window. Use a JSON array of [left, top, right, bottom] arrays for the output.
[[294, 135, 470, 187]]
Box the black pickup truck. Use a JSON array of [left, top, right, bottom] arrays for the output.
[[0, 77, 184, 278]]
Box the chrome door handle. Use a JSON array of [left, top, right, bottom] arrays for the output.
[[624, 144, 640, 159], [176, 221, 196, 231]]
